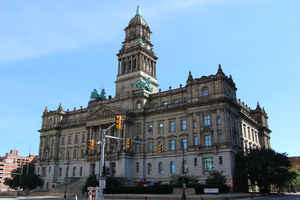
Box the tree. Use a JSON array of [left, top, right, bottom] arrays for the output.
[[4, 164, 43, 191], [82, 174, 98, 194], [245, 148, 293, 193], [285, 168, 300, 192], [233, 152, 249, 192]]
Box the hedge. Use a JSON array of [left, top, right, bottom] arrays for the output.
[[104, 184, 173, 194]]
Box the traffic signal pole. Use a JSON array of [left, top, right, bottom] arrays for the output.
[[97, 123, 115, 200], [96, 115, 146, 200]]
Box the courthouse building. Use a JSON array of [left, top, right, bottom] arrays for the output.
[[35, 7, 271, 189]]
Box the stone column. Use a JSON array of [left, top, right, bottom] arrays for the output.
[[118, 59, 121, 75]]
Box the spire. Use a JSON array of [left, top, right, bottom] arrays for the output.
[[256, 101, 261, 111], [44, 106, 48, 113], [216, 64, 225, 76], [187, 71, 193, 83], [136, 5, 141, 16]]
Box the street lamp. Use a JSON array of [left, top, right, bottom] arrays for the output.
[[181, 139, 186, 200]]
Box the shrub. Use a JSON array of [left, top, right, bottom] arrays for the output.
[[170, 175, 198, 187], [193, 184, 205, 194], [105, 184, 173, 194]]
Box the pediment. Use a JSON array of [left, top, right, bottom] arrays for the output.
[[87, 105, 126, 121]]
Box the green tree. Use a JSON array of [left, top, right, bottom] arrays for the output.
[[233, 152, 249, 192], [82, 174, 98, 194], [285, 168, 300, 192], [4, 164, 43, 191], [245, 148, 292, 193]]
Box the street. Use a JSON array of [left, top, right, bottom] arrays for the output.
[[238, 194, 300, 200]]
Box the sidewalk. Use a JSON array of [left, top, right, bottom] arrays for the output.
[[102, 193, 260, 200]]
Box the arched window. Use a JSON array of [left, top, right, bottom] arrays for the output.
[[72, 166, 76, 177], [158, 162, 163, 174], [147, 163, 152, 175], [202, 87, 209, 96]]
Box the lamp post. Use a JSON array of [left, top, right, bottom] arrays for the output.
[[181, 139, 186, 200]]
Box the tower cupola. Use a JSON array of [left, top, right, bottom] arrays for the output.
[[115, 6, 158, 97]]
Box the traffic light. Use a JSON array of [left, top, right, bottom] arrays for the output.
[[126, 138, 131, 149], [115, 115, 122, 129], [158, 144, 162, 153], [89, 139, 95, 150]]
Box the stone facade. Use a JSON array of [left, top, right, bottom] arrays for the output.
[[35, 7, 271, 189]]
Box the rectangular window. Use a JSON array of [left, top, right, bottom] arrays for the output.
[[193, 120, 198, 129], [60, 136, 65, 145], [193, 136, 198, 145], [80, 167, 83, 176], [159, 122, 164, 135], [219, 156, 223, 165], [182, 138, 187, 150], [169, 139, 176, 151], [136, 162, 139, 173], [68, 135, 72, 145], [81, 149, 84, 158], [59, 168, 62, 177], [73, 150, 77, 159], [169, 120, 175, 133], [181, 120, 187, 131], [204, 135, 212, 147], [147, 142, 153, 152], [74, 135, 78, 144], [173, 99, 179, 104], [204, 157, 213, 171], [147, 124, 153, 136], [81, 134, 85, 143], [217, 117, 222, 126], [194, 157, 197, 167], [204, 115, 211, 127], [217, 133, 222, 144], [170, 161, 175, 175], [247, 127, 250, 139]]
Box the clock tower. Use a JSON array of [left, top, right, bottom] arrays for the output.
[[116, 6, 158, 97]]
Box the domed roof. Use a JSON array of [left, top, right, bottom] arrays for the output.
[[128, 6, 149, 28]]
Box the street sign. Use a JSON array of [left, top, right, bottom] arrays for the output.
[[204, 188, 219, 194]]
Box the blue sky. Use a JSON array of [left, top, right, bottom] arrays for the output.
[[0, 0, 299, 157]]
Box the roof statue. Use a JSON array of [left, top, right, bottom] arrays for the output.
[[134, 77, 153, 92], [90, 89, 99, 101], [90, 88, 107, 101], [58, 103, 63, 112], [99, 89, 107, 100]]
